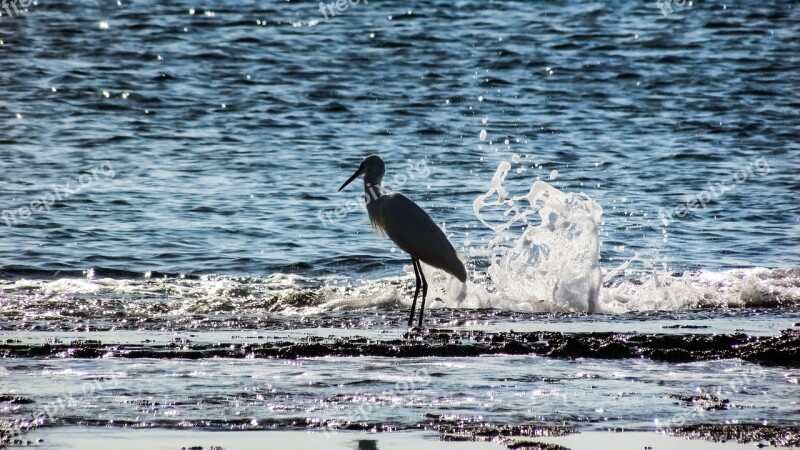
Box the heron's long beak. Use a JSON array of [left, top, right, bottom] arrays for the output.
[[338, 165, 364, 192]]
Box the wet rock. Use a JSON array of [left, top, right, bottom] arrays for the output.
[[596, 341, 631, 358], [0, 329, 797, 367], [547, 337, 592, 358], [433, 415, 575, 443], [439, 423, 575, 449], [668, 394, 729, 410], [667, 424, 800, 447], [739, 330, 800, 366], [0, 395, 34, 404], [69, 339, 102, 346], [278, 343, 335, 359], [178, 447, 225, 450], [507, 441, 571, 450], [646, 348, 694, 363], [503, 341, 533, 355], [0, 419, 36, 447]]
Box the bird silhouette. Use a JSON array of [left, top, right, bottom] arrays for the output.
[[338, 155, 467, 328]]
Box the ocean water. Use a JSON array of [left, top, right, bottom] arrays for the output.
[[1, 0, 799, 446]]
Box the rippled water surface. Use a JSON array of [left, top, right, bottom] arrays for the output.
[[1, 0, 799, 446], [1, 0, 798, 275]]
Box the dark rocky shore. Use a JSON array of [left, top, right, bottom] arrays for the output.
[[667, 424, 800, 447], [2, 329, 798, 366], [9, 422, 795, 449]]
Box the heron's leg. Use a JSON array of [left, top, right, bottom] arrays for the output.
[[417, 264, 429, 328], [408, 259, 421, 327]]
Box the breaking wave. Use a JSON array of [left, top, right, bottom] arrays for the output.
[[1, 160, 797, 318]]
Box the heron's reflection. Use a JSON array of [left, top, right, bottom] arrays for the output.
[[355, 439, 378, 450]]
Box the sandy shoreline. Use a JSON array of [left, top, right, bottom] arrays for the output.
[[17, 428, 793, 450]]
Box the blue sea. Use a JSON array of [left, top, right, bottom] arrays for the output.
[[1, 0, 799, 448]]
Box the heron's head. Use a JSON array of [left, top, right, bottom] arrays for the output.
[[338, 155, 385, 192]]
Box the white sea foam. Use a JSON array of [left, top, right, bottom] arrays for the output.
[[1, 267, 798, 317], [455, 160, 604, 312], [391, 160, 800, 313]]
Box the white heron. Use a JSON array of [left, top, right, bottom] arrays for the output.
[[338, 155, 468, 328]]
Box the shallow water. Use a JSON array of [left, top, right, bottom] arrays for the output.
[[2, 338, 799, 433], [1, 0, 799, 446]]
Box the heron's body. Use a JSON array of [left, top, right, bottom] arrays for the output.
[[338, 155, 467, 327], [370, 192, 467, 281]]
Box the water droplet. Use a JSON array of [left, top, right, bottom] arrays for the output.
[[479, 130, 487, 142], [549, 170, 558, 180]]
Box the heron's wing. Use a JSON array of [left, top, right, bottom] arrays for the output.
[[378, 193, 467, 282]]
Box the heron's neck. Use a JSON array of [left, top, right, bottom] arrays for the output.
[[363, 176, 385, 229], [363, 178, 384, 202]]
